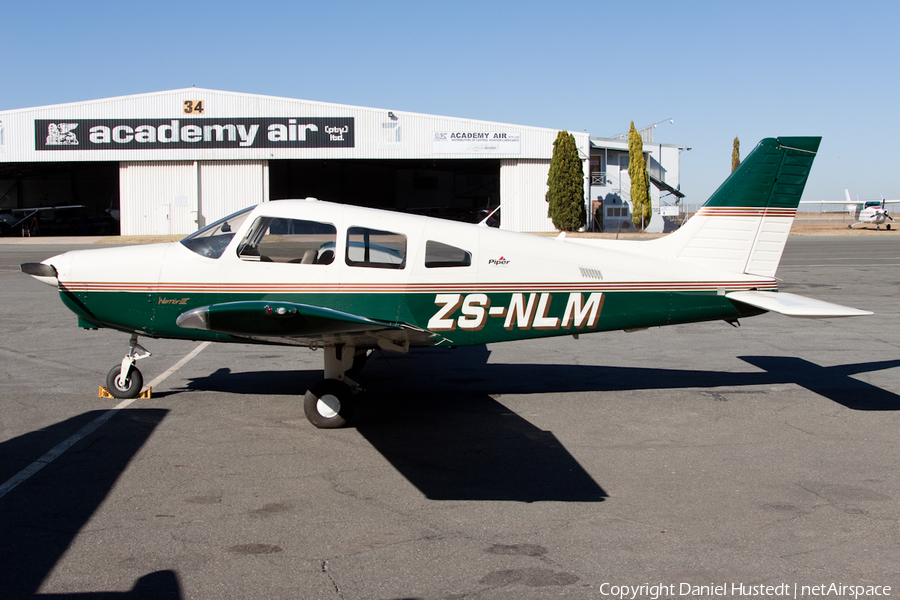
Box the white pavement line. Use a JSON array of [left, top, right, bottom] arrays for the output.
[[0, 341, 211, 500], [144, 341, 211, 391]]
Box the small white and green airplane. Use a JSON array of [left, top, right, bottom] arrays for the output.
[[22, 136, 872, 428], [800, 188, 900, 229]]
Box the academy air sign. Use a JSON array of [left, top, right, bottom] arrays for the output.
[[34, 118, 355, 150], [432, 131, 521, 154]]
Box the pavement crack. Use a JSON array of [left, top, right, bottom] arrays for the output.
[[321, 559, 344, 599], [783, 421, 818, 436]]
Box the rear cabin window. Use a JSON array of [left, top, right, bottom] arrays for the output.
[[237, 217, 336, 264], [424, 240, 472, 268], [345, 227, 407, 269]]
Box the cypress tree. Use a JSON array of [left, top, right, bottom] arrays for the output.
[[628, 122, 651, 229], [732, 137, 741, 172], [546, 131, 586, 231]]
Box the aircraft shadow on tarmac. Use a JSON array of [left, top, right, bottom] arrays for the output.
[[0, 409, 184, 599], [178, 344, 900, 411], [349, 346, 900, 412], [352, 350, 900, 503], [353, 389, 608, 503], [179, 357, 609, 504], [175, 345, 900, 503]]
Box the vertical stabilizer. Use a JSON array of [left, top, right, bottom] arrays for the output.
[[650, 137, 820, 277]]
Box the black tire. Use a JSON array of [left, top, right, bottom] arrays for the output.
[[304, 379, 354, 428], [887, 224, 892, 230], [106, 365, 143, 399]]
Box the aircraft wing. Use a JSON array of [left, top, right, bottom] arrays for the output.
[[176, 300, 443, 349], [726, 291, 872, 318]]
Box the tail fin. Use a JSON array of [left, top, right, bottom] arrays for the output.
[[651, 136, 820, 277]]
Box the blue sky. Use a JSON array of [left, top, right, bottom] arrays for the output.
[[4, 0, 898, 204]]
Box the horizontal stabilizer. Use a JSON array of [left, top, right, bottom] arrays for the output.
[[726, 291, 872, 318]]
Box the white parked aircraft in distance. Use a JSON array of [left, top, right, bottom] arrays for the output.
[[800, 189, 900, 230]]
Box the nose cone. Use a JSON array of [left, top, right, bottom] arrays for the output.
[[21, 253, 67, 287]]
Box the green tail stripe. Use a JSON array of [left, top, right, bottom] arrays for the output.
[[704, 136, 821, 209]]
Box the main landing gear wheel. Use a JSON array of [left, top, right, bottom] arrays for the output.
[[304, 379, 354, 428], [106, 365, 143, 399]]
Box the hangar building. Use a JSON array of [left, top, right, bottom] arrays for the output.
[[0, 88, 683, 235]]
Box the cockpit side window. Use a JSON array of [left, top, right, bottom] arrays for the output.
[[425, 240, 472, 268], [180, 206, 254, 259], [346, 227, 407, 269], [237, 217, 337, 264]]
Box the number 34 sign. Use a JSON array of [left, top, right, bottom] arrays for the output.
[[183, 101, 204, 114]]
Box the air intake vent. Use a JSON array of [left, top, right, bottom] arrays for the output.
[[579, 267, 603, 280]]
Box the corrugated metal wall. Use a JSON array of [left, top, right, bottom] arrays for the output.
[[198, 160, 267, 225], [120, 161, 197, 235], [120, 160, 266, 235], [501, 159, 590, 233], [501, 159, 551, 232]]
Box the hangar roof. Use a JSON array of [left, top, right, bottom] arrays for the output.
[[0, 88, 590, 163]]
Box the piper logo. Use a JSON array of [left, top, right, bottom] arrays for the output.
[[488, 256, 510, 266]]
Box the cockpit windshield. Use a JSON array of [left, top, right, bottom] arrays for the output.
[[180, 206, 255, 258]]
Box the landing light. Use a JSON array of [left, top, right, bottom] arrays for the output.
[[265, 305, 298, 317]]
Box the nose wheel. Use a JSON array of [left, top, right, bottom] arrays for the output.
[[104, 333, 152, 399], [106, 364, 144, 398]]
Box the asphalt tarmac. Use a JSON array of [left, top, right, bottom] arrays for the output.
[[0, 236, 898, 599]]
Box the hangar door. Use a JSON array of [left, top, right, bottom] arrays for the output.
[[0, 162, 119, 235], [120, 160, 267, 236], [269, 159, 499, 223]]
